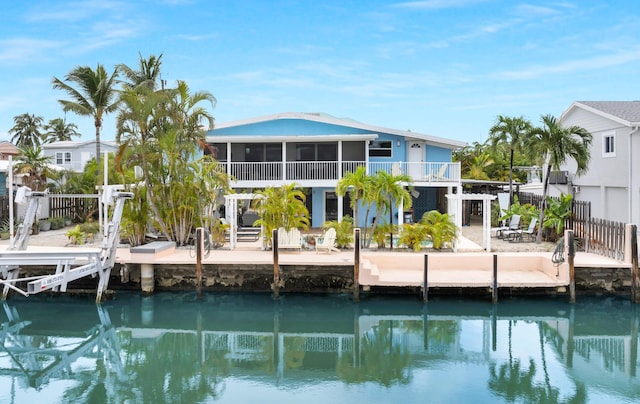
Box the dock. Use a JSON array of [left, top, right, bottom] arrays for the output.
[[1, 224, 634, 300]]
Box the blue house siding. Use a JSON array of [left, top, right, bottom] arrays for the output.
[[426, 144, 452, 161], [213, 119, 373, 137], [206, 113, 464, 230]]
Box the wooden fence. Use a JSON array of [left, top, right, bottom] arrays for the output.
[[518, 191, 626, 260], [48, 194, 99, 222], [0, 194, 97, 224]]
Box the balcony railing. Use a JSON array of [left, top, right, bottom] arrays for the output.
[[221, 161, 460, 184]]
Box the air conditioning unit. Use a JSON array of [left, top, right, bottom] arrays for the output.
[[548, 171, 568, 184], [572, 185, 581, 193]]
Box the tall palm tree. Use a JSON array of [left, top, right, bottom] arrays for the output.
[[118, 53, 164, 91], [528, 114, 592, 243], [52, 64, 120, 167], [488, 115, 532, 204], [366, 170, 412, 248], [9, 113, 44, 149], [43, 117, 81, 143], [336, 165, 368, 229]]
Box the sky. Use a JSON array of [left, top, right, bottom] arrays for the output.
[[1, 0, 639, 146]]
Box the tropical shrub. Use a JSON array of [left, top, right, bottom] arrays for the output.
[[371, 222, 398, 249], [499, 195, 539, 227], [421, 210, 457, 250], [253, 184, 310, 247], [543, 193, 572, 241], [322, 215, 354, 249], [398, 222, 431, 252]]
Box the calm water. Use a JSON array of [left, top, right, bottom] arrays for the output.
[[0, 292, 639, 404]]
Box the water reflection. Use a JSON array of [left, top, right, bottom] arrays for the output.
[[0, 294, 638, 403]]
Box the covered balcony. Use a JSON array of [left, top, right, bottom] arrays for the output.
[[219, 161, 461, 188]]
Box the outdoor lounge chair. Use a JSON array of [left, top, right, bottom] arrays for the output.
[[315, 228, 340, 254], [277, 227, 302, 251], [494, 214, 521, 239], [425, 164, 448, 181], [504, 218, 537, 243]]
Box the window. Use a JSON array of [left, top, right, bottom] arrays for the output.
[[602, 133, 615, 157], [369, 140, 392, 157], [56, 152, 71, 165]]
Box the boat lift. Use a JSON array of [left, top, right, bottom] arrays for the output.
[[0, 186, 132, 302]]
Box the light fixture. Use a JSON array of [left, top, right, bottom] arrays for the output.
[[397, 140, 401, 147]]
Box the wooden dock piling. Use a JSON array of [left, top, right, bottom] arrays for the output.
[[353, 229, 360, 302], [631, 225, 639, 303], [568, 230, 576, 304], [273, 229, 280, 300], [196, 227, 203, 299], [423, 254, 428, 302], [491, 254, 498, 304]]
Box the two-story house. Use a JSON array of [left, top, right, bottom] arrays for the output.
[[41, 140, 118, 172], [558, 101, 640, 227], [205, 112, 465, 228]]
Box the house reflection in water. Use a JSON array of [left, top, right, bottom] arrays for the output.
[[0, 294, 638, 402]]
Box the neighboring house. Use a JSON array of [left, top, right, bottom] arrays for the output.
[[558, 101, 640, 226], [42, 140, 118, 172], [0, 142, 19, 196], [205, 112, 465, 228]]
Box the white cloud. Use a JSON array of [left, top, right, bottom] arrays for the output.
[[393, 0, 489, 10], [496, 48, 640, 80]]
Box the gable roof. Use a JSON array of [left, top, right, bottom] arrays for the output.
[[42, 140, 117, 150], [562, 101, 640, 126], [213, 112, 467, 149]]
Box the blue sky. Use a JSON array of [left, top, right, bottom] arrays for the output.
[[1, 0, 638, 145]]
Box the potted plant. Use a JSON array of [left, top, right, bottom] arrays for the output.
[[39, 218, 51, 231]]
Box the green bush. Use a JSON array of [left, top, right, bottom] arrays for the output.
[[322, 215, 354, 249]]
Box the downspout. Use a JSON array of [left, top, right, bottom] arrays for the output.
[[629, 126, 639, 225]]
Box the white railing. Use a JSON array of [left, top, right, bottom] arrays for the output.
[[367, 161, 460, 183], [223, 161, 460, 183]]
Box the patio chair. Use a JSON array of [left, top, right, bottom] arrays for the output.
[[504, 218, 538, 243], [494, 214, 521, 239], [277, 227, 302, 251], [425, 164, 448, 181], [315, 228, 340, 254]]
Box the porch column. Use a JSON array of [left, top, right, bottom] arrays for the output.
[[282, 142, 287, 181], [484, 198, 492, 252], [338, 140, 343, 180], [398, 199, 404, 225], [226, 142, 231, 179], [338, 195, 344, 222]]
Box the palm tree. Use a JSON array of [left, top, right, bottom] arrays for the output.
[[254, 184, 310, 246], [9, 113, 44, 148], [118, 53, 164, 91], [43, 117, 81, 143], [336, 165, 368, 229], [488, 115, 531, 204], [466, 152, 494, 180], [52, 64, 120, 167], [14, 146, 52, 191], [528, 114, 592, 243], [366, 170, 412, 248]]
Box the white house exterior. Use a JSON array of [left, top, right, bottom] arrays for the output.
[[558, 101, 640, 226], [42, 140, 118, 172]]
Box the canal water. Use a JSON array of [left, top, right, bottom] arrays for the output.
[[0, 292, 638, 403]]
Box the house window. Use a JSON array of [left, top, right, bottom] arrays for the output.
[[602, 133, 615, 157], [369, 140, 392, 157], [56, 152, 71, 165]]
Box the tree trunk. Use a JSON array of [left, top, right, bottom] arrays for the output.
[[508, 149, 514, 205], [535, 164, 552, 243]]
